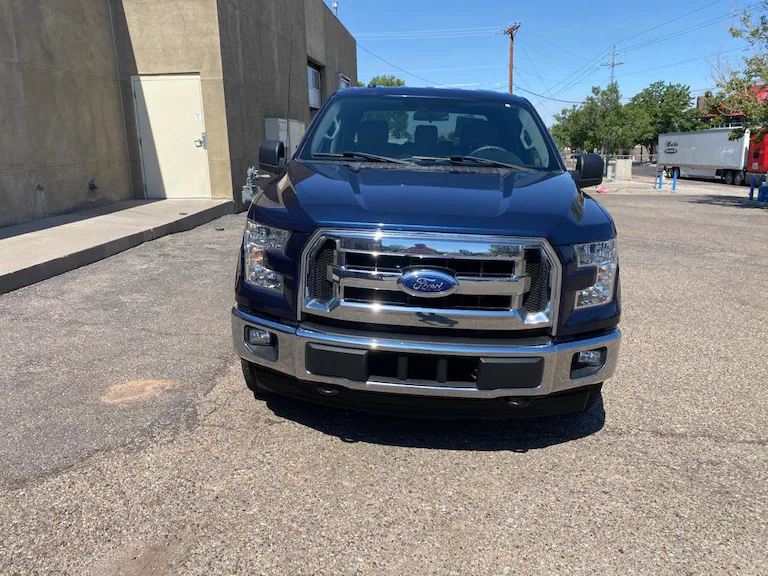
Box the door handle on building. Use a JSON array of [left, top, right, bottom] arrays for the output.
[[194, 132, 207, 149]]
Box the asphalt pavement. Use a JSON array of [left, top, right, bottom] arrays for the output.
[[1, 195, 766, 575]]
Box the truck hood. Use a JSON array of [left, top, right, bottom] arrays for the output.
[[250, 161, 615, 245]]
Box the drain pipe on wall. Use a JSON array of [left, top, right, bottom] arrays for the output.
[[285, 24, 295, 156]]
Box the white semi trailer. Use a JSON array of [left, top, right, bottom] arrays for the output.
[[656, 127, 765, 186]]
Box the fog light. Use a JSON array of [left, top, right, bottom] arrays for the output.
[[246, 327, 273, 347], [577, 349, 604, 366]]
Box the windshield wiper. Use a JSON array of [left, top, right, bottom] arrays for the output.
[[312, 151, 412, 165], [411, 155, 530, 171]]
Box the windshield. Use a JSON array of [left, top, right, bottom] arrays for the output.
[[298, 94, 560, 171]]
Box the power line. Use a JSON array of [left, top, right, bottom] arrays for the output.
[[410, 63, 507, 73], [519, 46, 555, 117], [354, 25, 502, 40], [531, 0, 753, 101], [613, 47, 746, 78], [356, 43, 440, 85], [522, 37, 597, 64], [619, 2, 762, 53], [549, 61, 606, 98], [509, 46, 746, 92], [355, 25, 500, 37], [615, 0, 725, 46], [512, 85, 586, 104], [353, 31, 500, 40], [520, 41, 602, 70]]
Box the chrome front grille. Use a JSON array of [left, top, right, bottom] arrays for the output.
[[300, 229, 561, 332]]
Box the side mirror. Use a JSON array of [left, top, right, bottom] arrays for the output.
[[259, 140, 286, 174], [574, 154, 604, 188]]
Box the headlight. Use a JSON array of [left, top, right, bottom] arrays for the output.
[[574, 239, 617, 309], [244, 221, 291, 292]]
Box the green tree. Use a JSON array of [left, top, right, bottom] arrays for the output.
[[551, 105, 589, 150], [707, 2, 768, 143], [366, 74, 406, 88], [628, 81, 700, 153], [551, 81, 699, 157], [550, 83, 629, 153], [362, 75, 409, 139]]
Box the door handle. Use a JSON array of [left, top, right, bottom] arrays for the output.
[[194, 132, 207, 149]]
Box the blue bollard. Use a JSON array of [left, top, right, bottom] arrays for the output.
[[658, 172, 664, 190], [758, 184, 768, 202], [673, 172, 678, 191], [750, 176, 756, 200]]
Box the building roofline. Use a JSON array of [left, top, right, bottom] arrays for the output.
[[318, 0, 355, 41]]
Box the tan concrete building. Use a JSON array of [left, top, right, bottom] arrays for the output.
[[0, 0, 357, 227]]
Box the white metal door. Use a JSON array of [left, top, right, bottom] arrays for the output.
[[132, 75, 211, 199]]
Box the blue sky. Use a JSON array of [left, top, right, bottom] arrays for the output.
[[324, 0, 755, 125]]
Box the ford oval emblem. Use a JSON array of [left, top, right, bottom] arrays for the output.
[[397, 269, 459, 298]]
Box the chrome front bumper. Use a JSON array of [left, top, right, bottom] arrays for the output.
[[232, 307, 621, 399]]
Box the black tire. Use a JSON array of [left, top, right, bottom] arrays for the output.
[[241, 359, 273, 399], [733, 171, 745, 186], [666, 167, 675, 178], [724, 171, 735, 185]]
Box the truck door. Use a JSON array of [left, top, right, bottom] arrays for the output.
[[748, 136, 768, 175], [759, 138, 768, 174]]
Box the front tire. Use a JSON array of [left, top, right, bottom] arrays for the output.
[[241, 359, 273, 399]]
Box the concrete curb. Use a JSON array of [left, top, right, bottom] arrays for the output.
[[0, 201, 234, 295]]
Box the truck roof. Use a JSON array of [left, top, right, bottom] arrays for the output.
[[335, 86, 530, 105]]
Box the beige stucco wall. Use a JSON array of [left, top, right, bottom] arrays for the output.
[[305, 0, 358, 102], [109, 0, 233, 200], [217, 0, 309, 211], [0, 0, 132, 227], [218, 0, 357, 210], [1, 0, 357, 226]]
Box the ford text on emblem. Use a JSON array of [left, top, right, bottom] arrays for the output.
[[397, 269, 459, 298]]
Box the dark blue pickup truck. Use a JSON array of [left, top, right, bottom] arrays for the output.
[[232, 87, 621, 418]]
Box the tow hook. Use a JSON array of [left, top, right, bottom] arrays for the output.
[[505, 397, 530, 408], [317, 385, 340, 397]]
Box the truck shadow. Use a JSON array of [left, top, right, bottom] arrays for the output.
[[264, 396, 605, 452], [687, 195, 768, 210]]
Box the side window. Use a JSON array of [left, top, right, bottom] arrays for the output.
[[309, 101, 342, 154], [517, 108, 550, 167], [308, 65, 322, 109]]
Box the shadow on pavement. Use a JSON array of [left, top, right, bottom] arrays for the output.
[[686, 195, 768, 209], [0, 200, 162, 241], [264, 395, 605, 452]]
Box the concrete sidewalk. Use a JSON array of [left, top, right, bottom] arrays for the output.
[[0, 199, 233, 294]]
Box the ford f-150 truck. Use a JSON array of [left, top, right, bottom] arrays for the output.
[[232, 87, 621, 418]]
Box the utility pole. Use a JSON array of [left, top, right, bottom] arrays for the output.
[[503, 23, 521, 94], [601, 44, 625, 85], [600, 45, 626, 176]]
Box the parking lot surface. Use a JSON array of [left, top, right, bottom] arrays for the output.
[[1, 194, 766, 575]]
